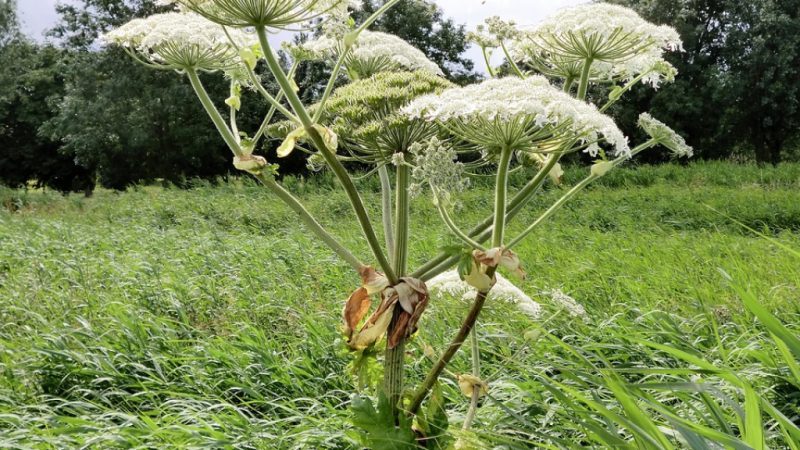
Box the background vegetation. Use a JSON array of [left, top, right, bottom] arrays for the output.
[[1, 0, 799, 193], [1, 162, 799, 447]]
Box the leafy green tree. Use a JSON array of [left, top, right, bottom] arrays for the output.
[[0, 1, 94, 192], [354, 0, 477, 84], [605, 0, 731, 160], [42, 49, 233, 190], [45, 0, 281, 188], [723, 0, 800, 164], [608, 0, 800, 163]]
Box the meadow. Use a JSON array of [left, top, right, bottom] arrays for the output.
[[1, 161, 799, 449]]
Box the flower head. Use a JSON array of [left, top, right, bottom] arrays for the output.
[[168, 0, 358, 29], [300, 30, 444, 79], [103, 12, 257, 71], [529, 3, 682, 61], [409, 137, 469, 198], [269, 71, 453, 164], [403, 76, 629, 157], [638, 113, 693, 157]]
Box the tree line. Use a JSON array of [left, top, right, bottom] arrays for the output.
[[1, 0, 798, 194]]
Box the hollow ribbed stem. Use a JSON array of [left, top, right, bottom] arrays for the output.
[[379, 166, 395, 263], [577, 58, 594, 100], [411, 154, 560, 280], [186, 69, 242, 157], [256, 26, 397, 283], [382, 162, 410, 419], [492, 146, 514, 247], [383, 313, 406, 422], [393, 164, 410, 275]]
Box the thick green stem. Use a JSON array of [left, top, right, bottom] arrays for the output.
[[482, 47, 496, 78], [379, 166, 395, 263], [383, 313, 406, 422], [256, 26, 397, 283], [393, 164, 410, 275], [492, 146, 514, 248], [186, 69, 242, 157], [501, 41, 525, 79], [577, 58, 594, 101], [411, 155, 560, 280], [382, 163, 410, 419]]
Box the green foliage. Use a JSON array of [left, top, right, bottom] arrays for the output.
[[0, 37, 94, 193], [42, 48, 234, 190], [351, 394, 416, 449], [1, 163, 798, 448], [607, 0, 800, 163]]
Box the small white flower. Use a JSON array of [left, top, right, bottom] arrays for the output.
[[403, 76, 630, 157], [638, 113, 694, 157], [530, 3, 682, 59], [300, 31, 444, 78]]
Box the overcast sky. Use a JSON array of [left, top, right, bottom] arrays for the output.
[[17, 0, 588, 67]]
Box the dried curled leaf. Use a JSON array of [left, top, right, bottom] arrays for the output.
[[232, 155, 268, 175], [342, 287, 371, 340], [457, 374, 489, 399], [277, 125, 339, 158]]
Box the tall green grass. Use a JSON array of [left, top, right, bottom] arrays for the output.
[[1, 162, 799, 448]]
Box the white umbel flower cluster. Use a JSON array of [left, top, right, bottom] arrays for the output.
[[403, 76, 630, 157], [428, 270, 542, 319], [161, 0, 359, 30], [507, 4, 682, 87], [638, 113, 694, 157], [103, 12, 257, 70], [532, 3, 682, 57], [300, 31, 444, 78]]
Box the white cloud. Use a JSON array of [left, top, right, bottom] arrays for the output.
[[434, 0, 589, 27]]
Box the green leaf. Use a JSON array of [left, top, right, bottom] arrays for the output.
[[351, 394, 416, 450]]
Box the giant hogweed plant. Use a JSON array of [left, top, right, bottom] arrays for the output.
[[105, 1, 692, 447]]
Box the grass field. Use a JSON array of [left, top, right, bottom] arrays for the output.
[[1, 162, 799, 448]]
